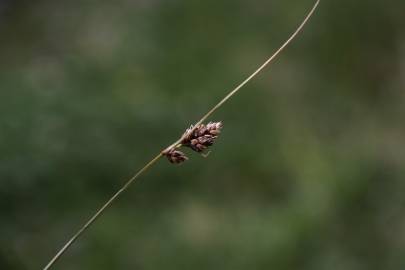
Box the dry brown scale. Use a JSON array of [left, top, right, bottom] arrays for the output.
[[163, 121, 223, 164]]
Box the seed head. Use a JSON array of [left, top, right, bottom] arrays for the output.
[[163, 148, 188, 164], [162, 121, 223, 164], [181, 122, 223, 153]]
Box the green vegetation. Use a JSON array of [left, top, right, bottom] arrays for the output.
[[0, 0, 404, 269]]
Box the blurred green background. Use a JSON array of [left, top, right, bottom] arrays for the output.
[[1, 0, 405, 269]]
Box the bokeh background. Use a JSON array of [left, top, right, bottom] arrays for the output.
[[1, 0, 405, 269]]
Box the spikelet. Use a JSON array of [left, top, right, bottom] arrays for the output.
[[162, 122, 223, 164], [181, 122, 223, 153], [163, 148, 188, 164]]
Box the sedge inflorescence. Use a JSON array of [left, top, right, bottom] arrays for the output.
[[163, 122, 223, 164]]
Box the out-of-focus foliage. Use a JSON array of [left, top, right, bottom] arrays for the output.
[[1, 0, 404, 269]]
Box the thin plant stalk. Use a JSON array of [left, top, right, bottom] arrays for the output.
[[43, 1, 320, 269]]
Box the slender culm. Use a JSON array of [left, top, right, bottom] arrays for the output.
[[43, 1, 320, 269]]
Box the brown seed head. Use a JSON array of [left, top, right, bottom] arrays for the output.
[[163, 148, 188, 164], [181, 122, 223, 153]]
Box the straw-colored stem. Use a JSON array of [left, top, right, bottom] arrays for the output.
[[43, 153, 163, 270], [43, 1, 319, 269], [164, 0, 320, 153]]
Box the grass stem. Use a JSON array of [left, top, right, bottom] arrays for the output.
[[43, 1, 319, 269]]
